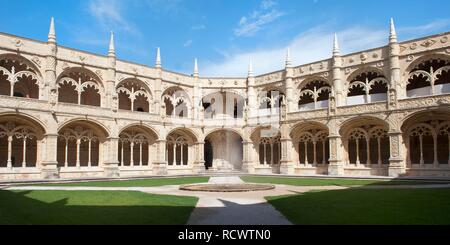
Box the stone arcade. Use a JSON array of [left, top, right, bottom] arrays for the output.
[[0, 18, 450, 180]]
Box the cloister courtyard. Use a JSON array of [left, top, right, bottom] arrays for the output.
[[1, 175, 450, 225]]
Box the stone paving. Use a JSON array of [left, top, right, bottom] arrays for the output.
[[4, 176, 450, 225]]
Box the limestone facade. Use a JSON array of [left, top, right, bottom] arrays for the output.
[[0, 18, 450, 180]]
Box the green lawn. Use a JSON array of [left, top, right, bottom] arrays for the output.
[[241, 176, 448, 186], [0, 190, 198, 225], [267, 188, 450, 225], [34, 176, 209, 187]]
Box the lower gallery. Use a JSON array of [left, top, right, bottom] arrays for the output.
[[1, 18, 450, 180]]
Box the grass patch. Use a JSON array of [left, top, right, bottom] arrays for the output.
[[267, 188, 450, 225], [34, 177, 209, 187], [0, 190, 198, 224], [241, 176, 447, 187]]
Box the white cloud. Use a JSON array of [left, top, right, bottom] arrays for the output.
[[234, 0, 285, 37], [204, 24, 388, 77], [88, 0, 138, 34], [183, 39, 193, 47], [398, 19, 450, 36]]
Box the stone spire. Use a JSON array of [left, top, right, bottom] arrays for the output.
[[155, 47, 161, 68], [193, 58, 199, 77], [48, 17, 56, 43], [108, 31, 115, 57], [333, 33, 340, 56], [389, 18, 398, 43], [285, 48, 292, 68], [248, 58, 254, 77]]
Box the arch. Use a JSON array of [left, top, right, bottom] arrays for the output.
[[405, 54, 450, 97], [347, 66, 386, 82], [166, 127, 199, 143], [118, 123, 160, 140], [0, 53, 42, 99], [401, 109, 450, 166], [118, 125, 158, 167], [58, 118, 110, 138], [201, 91, 245, 119], [296, 76, 331, 91], [162, 86, 191, 117], [57, 67, 105, 107], [340, 116, 390, 166], [290, 121, 328, 139], [297, 78, 331, 111], [116, 78, 153, 112], [405, 53, 450, 74], [0, 113, 46, 168], [0, 112, 46, 135], [347, 67, 388, 105], [0, 53, 43, 78], [289, 122, 330, 166], [166, 127, 198, 167], [258, 89, 285, 110], [57, 119, 109, 168], [204, 129, 244, 170], [340, 116, 389, 136]]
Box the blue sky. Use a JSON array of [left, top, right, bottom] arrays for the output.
[[1, 0, 450, 77]]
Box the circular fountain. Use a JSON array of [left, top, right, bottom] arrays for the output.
[[179, 183, 275, 192]]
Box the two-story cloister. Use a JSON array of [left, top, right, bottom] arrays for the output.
[[0, 18, 449, 180]]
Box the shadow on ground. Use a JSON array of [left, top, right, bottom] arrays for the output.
[[265, 178, 450, 225], [0, 190, 199, 225]]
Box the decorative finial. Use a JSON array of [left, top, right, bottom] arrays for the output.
[[155, 47, 161, 68], [108, 31, 115, 57], [248, 58, 254, 77], [390, 18, 397, 43], [285, 48, 292, 68], [193, 58, 199, 77], [48, 17, 56, 43], [333, 33, 340, 56]]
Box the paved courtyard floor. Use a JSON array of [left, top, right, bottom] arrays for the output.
[[5, 176, 450, 225]]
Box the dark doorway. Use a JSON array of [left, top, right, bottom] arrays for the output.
[[204, 140, 213, 170]]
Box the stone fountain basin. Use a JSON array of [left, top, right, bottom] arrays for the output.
[[179, 183, 276, 192]]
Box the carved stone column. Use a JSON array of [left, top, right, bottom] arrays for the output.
[[328, 134, 345, 176], [193, 141, 205, 173], [242, 140, 255, 173], [103, 137, 119, 177], [388, 132, 406, 177], [285, 66, 295, 113], [40, 134, 59, 179], [153, 139, 168, 175], [279, 137, 295, 174]]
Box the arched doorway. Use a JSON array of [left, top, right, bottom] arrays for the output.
[[204, 139, 213, 170], [204, 130, 243, 171]]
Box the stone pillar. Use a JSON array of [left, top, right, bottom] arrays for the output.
[[154, 67, 163, 117], [103, 137, 119, 177], [247, 70, 257, 117], [106, 37, 117, 110], [285, 66, 295, 113], [242, 140, 255, 173], [279, 137, 295, 174], [153, 139, 168, 175], [388, 132, 406, 177], [40, 134, 60, 179], [193, 141, 205, 173], [328, 134, 345, 176], [389, 19, 404, 102], [332, 36, 344, 107], [45, 19, 57, 103]]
